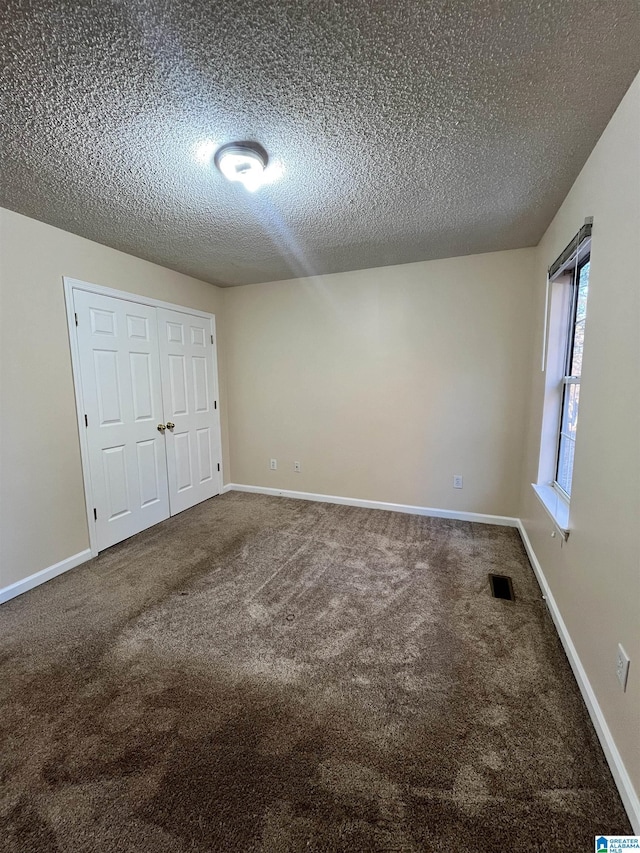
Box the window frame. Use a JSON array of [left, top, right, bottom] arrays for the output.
[[553, 252, 590, 500], [533, 224, 592, 539]]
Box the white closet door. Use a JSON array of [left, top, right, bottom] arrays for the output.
[[74, 290, 170, 550], [157, 308, 222, 515]]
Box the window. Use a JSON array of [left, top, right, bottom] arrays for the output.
[[533, 221, 592, 537], [555, 255, 590, 497]]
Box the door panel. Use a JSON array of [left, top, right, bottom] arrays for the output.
[[103, 445, 129, 519], [192, 357, 209, 411], [90, 306, 117, 336], [74, 290, 170, 550], [168, 354, 188, 414], [174, 431, 192, 491], [94, 350, 122, 424], [130, 353, 154, 421], [136, 438, 162, 507], [196, 427, 213, 483], [157, 308, 221, 514]]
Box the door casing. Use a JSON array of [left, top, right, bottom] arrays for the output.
[[63, 276, 224, 557]]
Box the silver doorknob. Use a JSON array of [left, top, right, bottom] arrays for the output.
[[157, 424, 166, 432], [166, 422, 175, 430]]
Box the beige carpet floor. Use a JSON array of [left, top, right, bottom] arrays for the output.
[[0, 491, 631, 851]]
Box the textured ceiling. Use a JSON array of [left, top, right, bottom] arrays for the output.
[[1, 1, 639, 286]]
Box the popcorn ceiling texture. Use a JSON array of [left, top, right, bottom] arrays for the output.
[[1, 0, 639, 286]]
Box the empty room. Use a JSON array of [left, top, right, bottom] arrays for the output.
[[1, 1, 639, 851]]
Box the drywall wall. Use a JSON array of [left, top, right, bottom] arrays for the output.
[[520, 74, 640, 807], [0, 209, 227, 590], [224, 248, 536, 516]]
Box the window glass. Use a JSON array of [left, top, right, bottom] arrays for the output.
[[556, 257, 590, 496], [570, 260, 589, 376]]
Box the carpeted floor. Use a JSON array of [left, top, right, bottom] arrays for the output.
[[0, 492, 631, 851]]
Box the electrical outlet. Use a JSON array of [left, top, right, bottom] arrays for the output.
[[270, 458, 277, 470], [453, 475, 463, 489], [616, 644, 630, 691], [294, 461, 301, 472]]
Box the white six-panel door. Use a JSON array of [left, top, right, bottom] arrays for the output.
[[74, 290, 171, 551], [73, 288, 221, 552], [157, 308, 222, 515]]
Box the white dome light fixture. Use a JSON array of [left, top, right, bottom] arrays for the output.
[[214, 142, 269, 192]]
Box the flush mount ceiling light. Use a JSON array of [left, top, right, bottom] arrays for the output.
[[214, 141, 269, 192]]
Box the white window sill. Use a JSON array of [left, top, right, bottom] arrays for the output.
[[531, 483, 570, 540]]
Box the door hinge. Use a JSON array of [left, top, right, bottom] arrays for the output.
[[84, 414, 88, 427], [217, 463, 220, 472], [75, 312, 78, 326], [214, 400, 217, 409], [93, 508, 97, 521], [211, 334, 214, 344]]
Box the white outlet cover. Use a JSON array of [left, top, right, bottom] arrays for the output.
[[270, 459, 277, 470], [616, 644, 630, 691], [453, 475, 463, 489]]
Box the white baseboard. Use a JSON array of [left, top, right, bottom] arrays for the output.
[[0, 549, 92, 605], [223, 483, 519, 527], [518, 521, 640, 833]]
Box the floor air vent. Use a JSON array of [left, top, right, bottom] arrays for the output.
[[489, 573, 515, 601]]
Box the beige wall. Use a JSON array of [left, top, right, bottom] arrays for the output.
[[520, 75, 640, 798], [224, 248, 535, 516], [0, 209, 227, 589]]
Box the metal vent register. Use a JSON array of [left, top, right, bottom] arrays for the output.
[[489, 574, 515, 601]]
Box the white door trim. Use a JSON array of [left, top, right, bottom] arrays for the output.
[[64, 277, 216, 319], [63, 276, 224, 557]]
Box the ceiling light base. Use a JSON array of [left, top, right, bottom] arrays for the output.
[[214, 141, 269, 192]]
